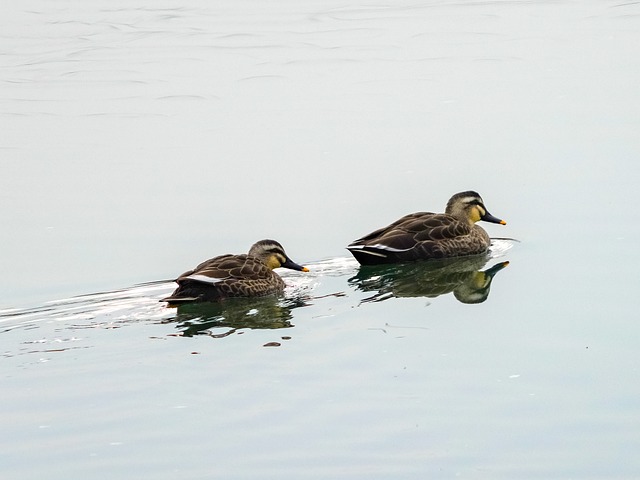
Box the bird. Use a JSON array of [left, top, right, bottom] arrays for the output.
[[347, 191, 506, 265], [162, 239, 309, 305]]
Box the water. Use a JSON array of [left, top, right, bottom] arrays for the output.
[[2, 1, 640, 478]]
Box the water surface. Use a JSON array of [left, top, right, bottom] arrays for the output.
[[2, 1, 640, 478]]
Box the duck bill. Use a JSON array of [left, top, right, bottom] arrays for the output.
[[485, 261, 510, 277], [481, 211, 507, 225], [281, 258, 309, 272]]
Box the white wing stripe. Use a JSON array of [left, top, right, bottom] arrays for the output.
[[184, 274, 224, 285], [365, 243, 412, 253]]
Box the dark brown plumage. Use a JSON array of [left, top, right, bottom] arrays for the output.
[[162, 239, 308, 305], [347, 191, 506, 265]]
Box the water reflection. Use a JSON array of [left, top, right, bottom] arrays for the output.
[[165, 296, 307, 338], [349, 255, 509, 304]]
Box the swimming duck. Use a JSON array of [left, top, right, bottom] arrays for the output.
[[347, 191, 506, 265], [162, 239, 309, 305]]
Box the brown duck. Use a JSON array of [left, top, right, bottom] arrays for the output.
[[347, 191, 506, 265], [162, 239, 308, 305]]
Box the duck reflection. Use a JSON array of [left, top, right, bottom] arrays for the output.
[[349, 255, 509, 304], [165, 296, 307, 338]]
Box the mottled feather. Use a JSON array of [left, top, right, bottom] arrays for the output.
[[163, 240, 307, 304], [347, 191, 506, 265]]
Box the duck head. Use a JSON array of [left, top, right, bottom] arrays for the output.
[[248, 239, 309, 272], [445, 191, 507, 226]]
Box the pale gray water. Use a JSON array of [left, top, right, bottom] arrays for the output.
[[2, 1, 640, 478]]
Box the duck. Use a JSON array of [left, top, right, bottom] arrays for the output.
[[347, 191, 506, 265], [162, 239, 309, 305]]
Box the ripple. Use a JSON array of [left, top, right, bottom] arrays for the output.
[[0, 246, 515, 335]]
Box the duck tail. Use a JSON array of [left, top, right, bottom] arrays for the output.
[[347, 245, 392, 265]]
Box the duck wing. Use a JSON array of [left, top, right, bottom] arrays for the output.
[[350, 212, 471, 246], [177, 254, 271, 285], [163, 254, 281, 304], [348, 212, 473, 264]]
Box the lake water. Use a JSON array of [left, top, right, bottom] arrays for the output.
[[2, 1, 640, 478]]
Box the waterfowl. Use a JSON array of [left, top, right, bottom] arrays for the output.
[[162, 239, 309, 305], [347, 191, 506, 265]]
